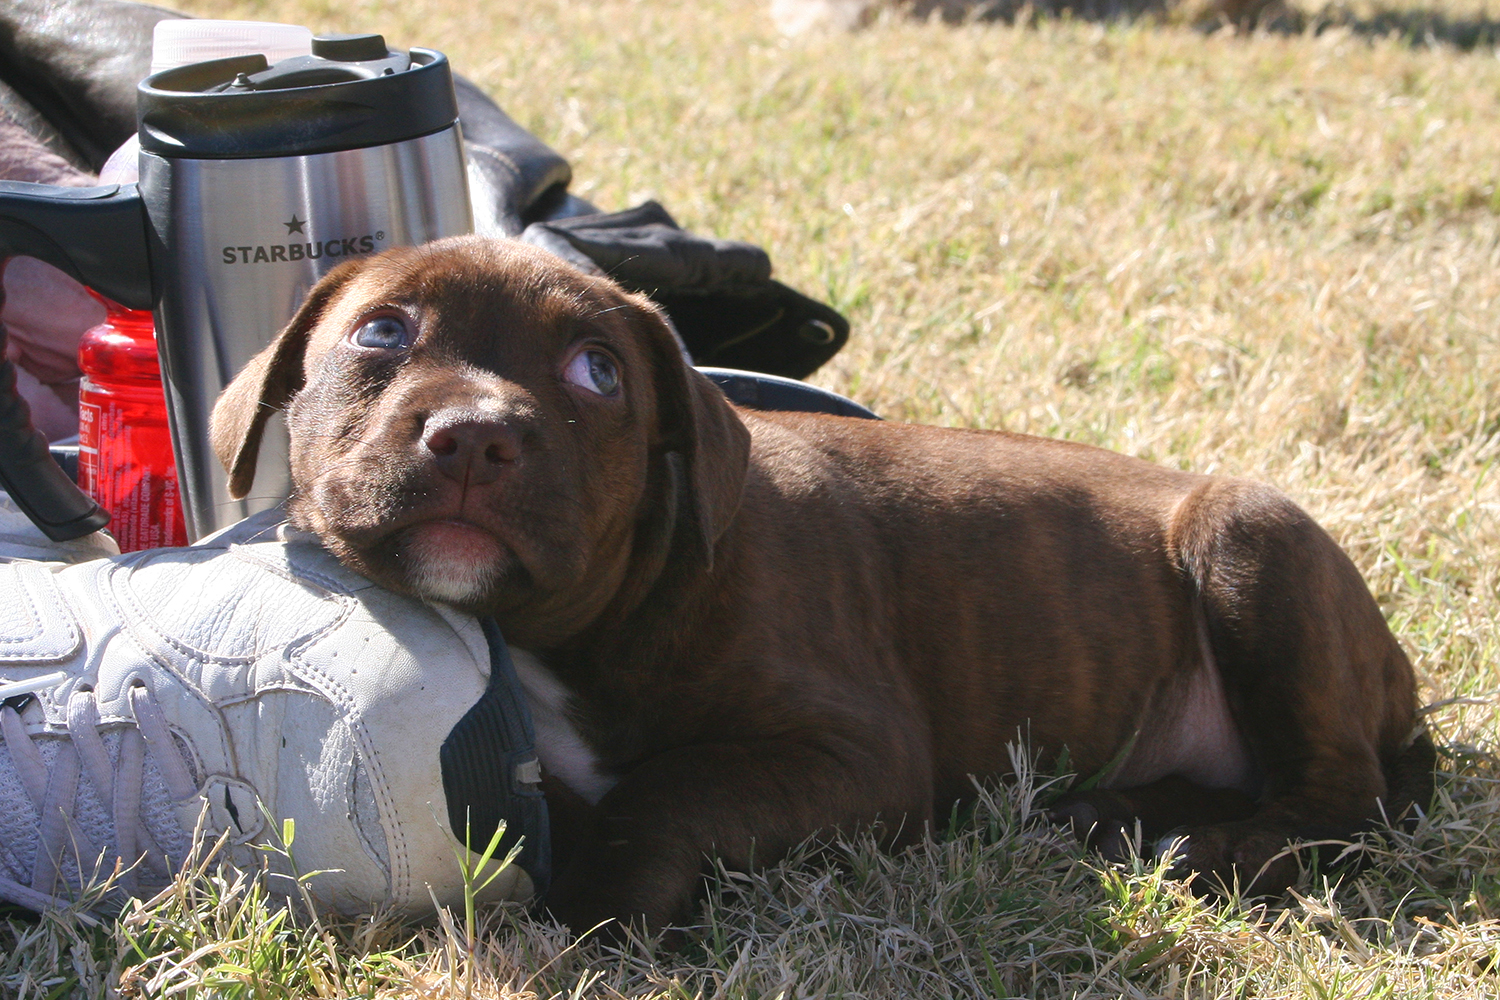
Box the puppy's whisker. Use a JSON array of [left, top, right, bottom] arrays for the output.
[[298, 431, 373, 446], [599, 253, 644, 282], [215, 494, 291, 508], [304, 457, 371, 488]]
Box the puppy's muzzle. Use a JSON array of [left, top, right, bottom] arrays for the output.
[[423, 411, 523, 486]]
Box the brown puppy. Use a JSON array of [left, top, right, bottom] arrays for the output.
[[211, 235, 1432, 934]]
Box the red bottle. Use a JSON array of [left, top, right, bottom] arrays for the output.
[[77, 298, 188, 551]]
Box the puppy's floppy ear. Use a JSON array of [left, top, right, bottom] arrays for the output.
[[209, 261, 362, 500], [636, 300, 751, 568]]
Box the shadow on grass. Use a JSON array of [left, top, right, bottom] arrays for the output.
[[894, 0, 1500, 49], [1302, 5, 1500, 47]]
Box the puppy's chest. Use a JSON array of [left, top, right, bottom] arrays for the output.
[[511, 648, 634, 806]]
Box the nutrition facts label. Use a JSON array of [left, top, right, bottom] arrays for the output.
[[77, 386, 187, 552]]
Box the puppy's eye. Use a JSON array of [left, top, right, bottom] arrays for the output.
[[351, 314, 412, 350], [564, 349, 620, 396]]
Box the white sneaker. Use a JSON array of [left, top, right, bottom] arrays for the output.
[[0, 503, 547, 916]]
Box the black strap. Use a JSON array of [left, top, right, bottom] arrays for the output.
[[438, 617, 551, 900], [700, 367, 879, 420]]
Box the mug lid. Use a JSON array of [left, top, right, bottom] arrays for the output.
[[136, 41, 459, 160]]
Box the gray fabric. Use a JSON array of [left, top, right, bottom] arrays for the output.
[[0, 0, 180, 170], [0, 117, 96, 186], [0, 78, 89, 172]]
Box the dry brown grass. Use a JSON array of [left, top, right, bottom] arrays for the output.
[[6, 0, 1498, 995]]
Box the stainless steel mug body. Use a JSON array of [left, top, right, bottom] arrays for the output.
[[140, 127, 473, 538]]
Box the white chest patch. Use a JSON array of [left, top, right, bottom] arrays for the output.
[[511, 648, 617, 805]]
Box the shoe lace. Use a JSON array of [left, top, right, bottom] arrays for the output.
[[0, 661, 198, 912]]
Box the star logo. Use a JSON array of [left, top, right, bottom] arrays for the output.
[[284, 215, 306, 235]]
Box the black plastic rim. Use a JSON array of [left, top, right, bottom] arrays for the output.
[[136, 47, 459, 159]]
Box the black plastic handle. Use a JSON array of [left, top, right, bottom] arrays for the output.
[[0, 181, 152, 311], [0, 180, 148, 541], [0, 337, 109, 541]]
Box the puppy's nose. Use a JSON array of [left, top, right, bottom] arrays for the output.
[[423, 415, 522, 485]]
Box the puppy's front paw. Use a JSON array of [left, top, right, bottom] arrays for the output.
[[1160, 822, 1307, 898], [1048, 790, 1144, 863], [544, 835, 702, 941]]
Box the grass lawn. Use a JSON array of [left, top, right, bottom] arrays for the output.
[[6, 0, 1499, 995]]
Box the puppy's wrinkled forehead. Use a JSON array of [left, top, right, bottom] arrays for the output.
[[306, 237, 638, 367]]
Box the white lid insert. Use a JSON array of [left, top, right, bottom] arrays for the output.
[[149, 19, 314, 75]]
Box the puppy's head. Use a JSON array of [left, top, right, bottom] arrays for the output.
[[210, 236, 750, 645]]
